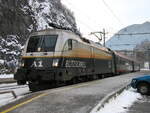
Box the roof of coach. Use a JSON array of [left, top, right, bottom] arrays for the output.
[[114, 51, 139, 63]]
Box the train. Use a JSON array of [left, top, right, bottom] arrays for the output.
[[14, 29, 140, 91]]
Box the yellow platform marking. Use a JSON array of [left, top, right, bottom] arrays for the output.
[[1, 93, 48, 113], [1, 80, 101, 113]]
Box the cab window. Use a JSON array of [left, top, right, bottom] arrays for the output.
[[27, 35, 58, 52]]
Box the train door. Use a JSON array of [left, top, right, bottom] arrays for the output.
[[112, 52, 117, 74], [91, 47, 95, 74], [62, 39, 79, 81]]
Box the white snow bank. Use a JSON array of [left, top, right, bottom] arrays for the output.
[[91, 88, 142, 113], [0, 74, 14, 78], [28, 0, 52, 30], [0, 93, 14, 106], [0, 83, 29, 107], [0, 59, 4, 64], [140, 68, 150, 71]]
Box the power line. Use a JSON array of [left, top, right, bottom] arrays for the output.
[[63, 0, 103, 29], [63, 0, 121, 37], [102, 0, 123, 26], [63, 0, 110, 34], [76, 18, 96, 32], [109, 44, 137, 47], [115, 32, 150, 36]]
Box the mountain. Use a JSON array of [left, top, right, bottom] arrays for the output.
[[106, 22, 150, 50], [0, 0, 79, 73]]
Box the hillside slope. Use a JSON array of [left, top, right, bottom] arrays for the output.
[[0, 0, 78, 73], [106, 22, 150, 50]]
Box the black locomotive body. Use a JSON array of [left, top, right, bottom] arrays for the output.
[[14, 29, 140, 91]]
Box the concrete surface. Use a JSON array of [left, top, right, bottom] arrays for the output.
[[1, 71, 150, 113]]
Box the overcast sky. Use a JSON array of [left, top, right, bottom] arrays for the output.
[[61, 0, 150, 41]]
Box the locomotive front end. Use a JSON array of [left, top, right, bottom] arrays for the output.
[[14, 30, 64, 90]]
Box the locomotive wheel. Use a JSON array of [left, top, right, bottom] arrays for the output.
[[137, 82, 150, 95], [17, 80, 26, 85]]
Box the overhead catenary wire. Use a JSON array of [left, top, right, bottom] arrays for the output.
[[105, 31, 150, 37], [115, 32, 150, 36], [102, 0, 123, 26], [62, 0, 111, 35], [109, 44, 137, 47], [63, 0, 122, 38], [75, 18, 97, 32], [63, 0, 104, 29]]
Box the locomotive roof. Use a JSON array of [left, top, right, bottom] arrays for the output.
[[30, 29, 111, 53], [30, 28, 76, 36]]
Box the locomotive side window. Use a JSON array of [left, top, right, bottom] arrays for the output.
[[27, 35, 58, 52], [63, 39, 70, 51], [63, 39, 78, 51], [63, 39, 71, 51], [72, 40, 78, 49]]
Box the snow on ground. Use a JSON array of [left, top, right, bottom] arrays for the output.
[[0, 83, 29, 107], [0, 74, 14, 78], [140, 68, 150, 71], [28, 0, 52, 30], [91, 88, 142, 113], [0, 59, 4, 64]]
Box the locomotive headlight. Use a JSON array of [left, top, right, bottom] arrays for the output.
[[19, 59, 24, 67], [52, 59, 59, 67], [21, 62, 24, 67]]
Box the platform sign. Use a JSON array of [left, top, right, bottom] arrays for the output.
[[144, 61, 149, 70]]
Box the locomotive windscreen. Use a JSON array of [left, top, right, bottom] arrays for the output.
[[27, 35, 58, 52]]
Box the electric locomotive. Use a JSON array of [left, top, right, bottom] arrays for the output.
[[14, 29, 140, 91], [14, 29, 116, 91]]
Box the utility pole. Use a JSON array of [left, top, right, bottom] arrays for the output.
[[90, 28, 107, 47], [103, 29, 106, 47]]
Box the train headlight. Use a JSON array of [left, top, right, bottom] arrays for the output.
[[21, 62, 24, 67], [19, 59, 24, 67], [52, 59, 59, 67]]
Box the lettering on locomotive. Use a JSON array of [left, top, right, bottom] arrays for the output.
[[65, 60, 86, 68], [31, 60, 43, 67]]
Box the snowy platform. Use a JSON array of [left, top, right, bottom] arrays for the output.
[[0, 71, 150, 113]]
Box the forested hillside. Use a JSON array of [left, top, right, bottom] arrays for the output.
[[0, 0, 79, 73]]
